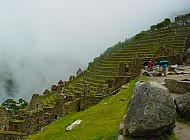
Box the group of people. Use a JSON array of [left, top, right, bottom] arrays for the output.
[[143, 59, 168, 76]]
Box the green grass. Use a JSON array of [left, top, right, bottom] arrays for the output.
[[28, 78, 137, 140], [40, 93, 58, 107]]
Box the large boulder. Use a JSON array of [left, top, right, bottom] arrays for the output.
[[165, 74, 190, 94], [118, 81, 176, 138], [174, 93, 190, 121]]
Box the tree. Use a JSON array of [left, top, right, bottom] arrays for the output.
[[164, 18, 171, 25], [150, 25, 157, 31], [1, 98, 28, 113], [17, 98, 28, 109], [2, 99, 18, 110]]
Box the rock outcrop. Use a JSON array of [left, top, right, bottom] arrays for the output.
[[174, 93, 190, 121], [117, 81, 176, 139], [165, 74, 190, 94]]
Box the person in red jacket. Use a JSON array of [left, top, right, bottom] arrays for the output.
[[148, 60, 153, 71]]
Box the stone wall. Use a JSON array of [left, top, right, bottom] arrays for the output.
[[27, 108, 45, 134], [9, 120, 24, 133], [16, 109, 27, 120], [29, 94, 43, 110], [54, 95, 66, 117], [0, 132, 26, 140], [165, 78, 190, 94], [80, 96, 102, 111], [0, 106, 11, 132], [63, 99, 81, 115]]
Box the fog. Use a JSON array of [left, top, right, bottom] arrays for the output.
[[0, 0, 190, 103]]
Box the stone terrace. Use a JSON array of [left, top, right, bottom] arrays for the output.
[[63, 26, 190, 97]]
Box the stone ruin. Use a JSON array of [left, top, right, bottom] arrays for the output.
[[76, 68, 84, 77], [175, 13, 190, 26], [0, 79, 102, 140], [165, 74, 190, 94], [165, 74, 190, 121]]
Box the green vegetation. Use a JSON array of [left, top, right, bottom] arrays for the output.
[[88, 30, 151, 68], [88, 40, 129, 68], [28, 78, 137, 140], [1, 98, 28, 113], [30, 108, 44, 115], [150, 18, 171, 30], [40, 92, 58, 107], [88, 18, 172, 68], [133, 30, 149, 40], [176, 115, 190, 126]]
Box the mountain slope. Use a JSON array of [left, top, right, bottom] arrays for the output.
[[28, 78, 137, 140], [64, 24, 190, 98], [28, 77, 178, 140]]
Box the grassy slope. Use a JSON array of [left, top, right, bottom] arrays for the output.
[[28, 77, 177, 140], [28, 79, 137, 140]]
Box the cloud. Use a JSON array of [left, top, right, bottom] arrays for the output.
[[0, 0, 190, 103]]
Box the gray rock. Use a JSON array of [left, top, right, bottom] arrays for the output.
[[124, 81, 176, 137], [117, 135, 126, 140], [165, 77, 190, 94], [118, 122, 125, 135], [174, 125, 182, 130], [174, 93, 190, 121], [121, 85, 128, 89], [66, 120, 82, 131], [168, 64, 178, 71], [141, 69, 153, 77], [121, 98, 126, 101]]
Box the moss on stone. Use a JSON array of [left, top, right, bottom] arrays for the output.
[[10, 119, 25, 123], [30, 108, 43, 115]]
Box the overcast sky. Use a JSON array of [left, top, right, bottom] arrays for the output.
[[0, 0, 190, 103]]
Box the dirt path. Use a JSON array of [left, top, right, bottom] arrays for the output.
[[148, 75, 190, 140]]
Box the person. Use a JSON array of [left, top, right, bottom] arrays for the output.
[[143, 60, 149, 70], [154, 61, 158, 66], [159, 59, 168, 76], [148, 60, 153, 71]]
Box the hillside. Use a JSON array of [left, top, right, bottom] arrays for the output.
[[1, 14, 190, 140], [27, 77, 177, 140], [27, 79, 134, 140], [63, 16, 190, 99]]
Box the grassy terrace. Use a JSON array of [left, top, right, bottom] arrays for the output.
[[63, 26, 190, 97], [40, 92, 59, 107], [85, 69, 118, 76]]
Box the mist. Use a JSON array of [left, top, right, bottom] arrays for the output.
[[0, 0, 190, 103]]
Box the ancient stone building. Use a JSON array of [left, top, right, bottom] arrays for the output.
[[51, 85, 57, 92], [76, 68, 83, 77], [43, 89, 50, 95], [69, 76, 75, 82], [58, 80, 64, 86]]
